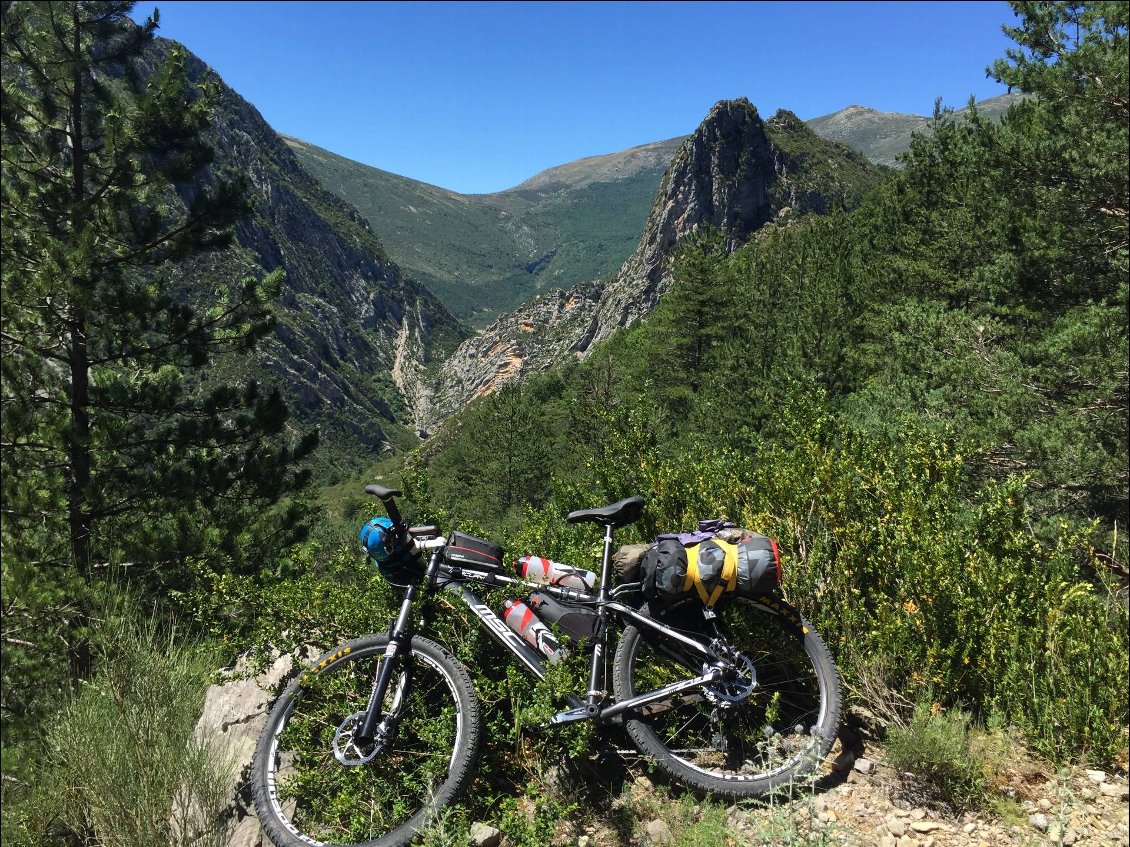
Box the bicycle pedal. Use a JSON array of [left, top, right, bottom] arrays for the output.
[[549, 706, 591, 725]]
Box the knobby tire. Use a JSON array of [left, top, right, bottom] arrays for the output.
[[612, 598, 841, 797], [251, 634, 481, 847]]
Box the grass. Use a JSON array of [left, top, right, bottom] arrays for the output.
[[625, 782, 854, 847], [884, 699, 989, 813], [6, 594, 232, 847]]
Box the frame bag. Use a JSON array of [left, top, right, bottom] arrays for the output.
[[527, 591, 604, 644]]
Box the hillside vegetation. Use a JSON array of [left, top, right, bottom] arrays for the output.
[[1, 2, 1126, 846], [286, 135, 684, 325]]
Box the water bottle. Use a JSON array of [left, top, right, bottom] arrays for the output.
[[502, 599, 566, 663], [516, 555, 596, 591]]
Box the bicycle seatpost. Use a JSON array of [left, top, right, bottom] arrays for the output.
[[582, 521, 617, 711], [597, 522, 616, 594]]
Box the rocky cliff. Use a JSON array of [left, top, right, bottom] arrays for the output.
[[417, 283, 603, 430], [422, 98, 881, 431], [150, 39, 468, 454]]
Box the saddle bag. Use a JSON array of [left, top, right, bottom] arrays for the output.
[[641, 531, 780, 607]]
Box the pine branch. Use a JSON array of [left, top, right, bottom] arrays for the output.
[[87, 293, 268, 366], [0, 331, 72, 363]]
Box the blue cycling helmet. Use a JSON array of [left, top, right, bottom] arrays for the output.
[[360, 516, 398, 562]]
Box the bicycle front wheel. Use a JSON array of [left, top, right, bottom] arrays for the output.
[[612, 598, 841, 798], [251, 634, 481, 847]]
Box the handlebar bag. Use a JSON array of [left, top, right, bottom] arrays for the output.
[[444, 531, 504, 572]]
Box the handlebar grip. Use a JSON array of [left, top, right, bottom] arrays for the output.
[[365, 484, 406, 534]]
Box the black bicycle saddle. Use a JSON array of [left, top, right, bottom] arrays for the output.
[[566, 496, 645, 528]]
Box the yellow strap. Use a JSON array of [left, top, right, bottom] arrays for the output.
[[720, 540, 739, 593], [683, 541, 741, 608], [683, 544, 709, 604], [703, 540, 739, 607]]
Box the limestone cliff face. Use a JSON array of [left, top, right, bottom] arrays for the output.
[[422, 98, 877, 432], [585, 98, 779, 346], [153, 39, 468, 450], [419, 283, 602, 430]]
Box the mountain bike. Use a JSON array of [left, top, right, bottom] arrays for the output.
[[250, 485, 842, 847]]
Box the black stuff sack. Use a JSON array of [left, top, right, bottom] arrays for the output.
[[641, 532, 781, 607], [444, 531, 504, 572], [730, 532, 780, 597], [640, 539, 689, 601], [527, 590, 604, 644]]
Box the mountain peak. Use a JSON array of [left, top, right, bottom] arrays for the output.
[[807, 93, 1028, 166], [504, 136, 688, 198], [421, 97, 885, 430], [768, 108, 807, 131], [706, 96, 756, 114]]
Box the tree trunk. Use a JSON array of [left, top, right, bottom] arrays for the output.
[[66, 9, 93, 680]]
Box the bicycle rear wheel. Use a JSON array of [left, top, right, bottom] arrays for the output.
[[251, 634, 481, 847], [612, 598, 841, 797]]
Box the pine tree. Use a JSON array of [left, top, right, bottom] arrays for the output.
[[1, 0, 316, 692], [638, 225, 734, 432], [833, 1, 1128, 525], [990, 1, 1128, 271]]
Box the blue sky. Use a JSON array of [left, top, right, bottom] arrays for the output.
[[131, 1, 1019, 194]]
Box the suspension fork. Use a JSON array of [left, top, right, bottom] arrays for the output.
[[355, 549, 443, 745]]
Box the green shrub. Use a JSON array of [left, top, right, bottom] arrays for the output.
[[885, 700, 986, 811], [9, 593, 231, 847], [505, 392, 1128, 765]]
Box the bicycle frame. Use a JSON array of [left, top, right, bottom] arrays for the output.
[[257, 489, 841, 845], [354, 522, 736, 748]]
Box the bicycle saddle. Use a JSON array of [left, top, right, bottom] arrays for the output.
[[566, 496, 645, 528]]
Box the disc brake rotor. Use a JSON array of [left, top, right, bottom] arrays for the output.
[[332, 712, 382, 765], [704, 652, 757, 707]]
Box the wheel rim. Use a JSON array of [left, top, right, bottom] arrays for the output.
[[265, 645, 466, 845], [625, 600, 832, 784]]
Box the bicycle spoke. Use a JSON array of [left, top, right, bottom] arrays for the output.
[[614, 598, 841, 795], [254, 636, 480, 847]]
